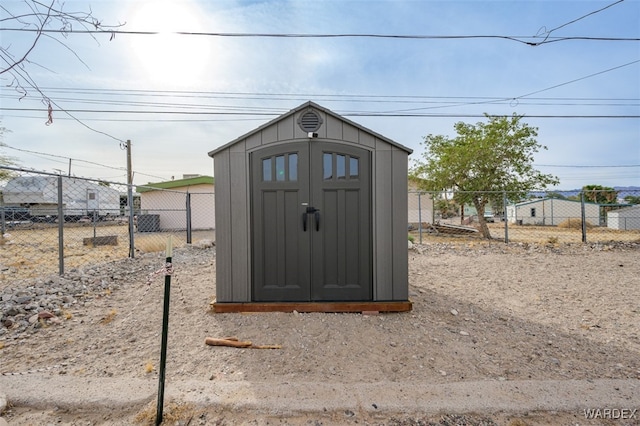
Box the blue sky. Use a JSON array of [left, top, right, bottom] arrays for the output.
[[1, 0, 639, 188]]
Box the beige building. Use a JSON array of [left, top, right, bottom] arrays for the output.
[[506, 197, 600, 226], [136, 175, 215, 231], [607, 204, 640, 230]]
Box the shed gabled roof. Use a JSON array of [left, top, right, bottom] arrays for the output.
[[208, 101, 412, 157], [136, 175, 214, 193], [512, 197, 600, 207], [607, 204, 640, 213]]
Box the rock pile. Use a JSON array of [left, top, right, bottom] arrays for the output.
[[411, 240, 640, 256], [0, 245, 213, 339]]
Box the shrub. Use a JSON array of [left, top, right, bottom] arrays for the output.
[[557, 219, 594, 229]]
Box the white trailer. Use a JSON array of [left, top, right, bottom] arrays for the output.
[[2, 176, 121, 219]]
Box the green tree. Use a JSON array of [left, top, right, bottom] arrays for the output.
[[582, 185, 618, 204], [410, 114, 559, 238], [623, 195, 640, 204]]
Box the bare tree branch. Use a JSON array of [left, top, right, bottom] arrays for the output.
[[0, 0, 125, 132], [1, 0, 124, 87]]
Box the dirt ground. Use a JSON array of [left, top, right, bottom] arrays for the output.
[[0, 223, 215, 280], [1, 240, 640, 425]]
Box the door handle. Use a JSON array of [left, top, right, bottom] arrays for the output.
[[302, 207, 320, 232]]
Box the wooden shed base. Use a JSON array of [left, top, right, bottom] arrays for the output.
[[210, 301, 412, 314]]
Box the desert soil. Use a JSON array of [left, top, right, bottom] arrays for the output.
[[1, 240, 640, 425]]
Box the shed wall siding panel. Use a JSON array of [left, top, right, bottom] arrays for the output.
[[342, 123, 359, 144], [392, 148, 409, 300], [375, 138, 392, 151], [262, 124, 278, 145], [229, 151, 250, 302], [326, 115, 343, 140], [359, 133, 375, 149], [230, 139, 246, 153], [278, 116, 295, 141], [374, 149, 393, 300], [246, 134, 262, 151], [214, 152, 232, 302]]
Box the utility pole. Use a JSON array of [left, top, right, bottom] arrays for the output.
[[126, 140, 135, 258], [127, 140, 133, 188]]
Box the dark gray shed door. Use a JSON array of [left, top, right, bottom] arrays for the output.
[[251, 141, 371, 302]]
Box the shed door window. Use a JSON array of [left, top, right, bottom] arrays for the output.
[[262, 153, 298, 182], [530, 207, 536, 217], [323, 152, 359, 181]]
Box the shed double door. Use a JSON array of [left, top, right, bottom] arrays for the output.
[[251, 141, 371, 302]]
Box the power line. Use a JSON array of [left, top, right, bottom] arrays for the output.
[[1, 113, 266, 123], [1, 27, 638, 46], [2, 107, 638, 119], [19, 87, 640, 102], [0, 54, 126, 144], [4, 87, 637, 118], [384, 59, 640, 113], [516, 59, 640, 99], [3, 91, 637, 108], [535, 164, 640, 168], [3, 143, 166, 181], [532, 0, 626, 46]]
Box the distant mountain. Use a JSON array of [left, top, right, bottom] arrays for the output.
[[614, 186, 640, 194], [530, 186, 640, 199]]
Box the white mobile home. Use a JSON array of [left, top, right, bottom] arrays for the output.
[[607, 205, 640, 230], [3, 176, 120, 219], [506, 198, 600, 226]]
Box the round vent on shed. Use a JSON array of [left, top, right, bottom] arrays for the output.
[[297, 109, 323, 133]]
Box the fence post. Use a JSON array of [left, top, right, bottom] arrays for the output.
[[57, 175, 65, 275], [580, 192, 587, 243], [417, 192, 423, 245], [156, 237, 173, 426], [186, 191, 192, 244], [127, 182, 135, 258], [431, 192, 435, 226], [1, 203, 5, 236], [503, 191, 509, 243], [92, 210, 98, 241]]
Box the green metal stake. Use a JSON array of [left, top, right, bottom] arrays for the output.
[[156, 236, 173, 426]]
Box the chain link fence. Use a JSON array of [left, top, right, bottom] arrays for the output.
[[1, 167, 215, 280], [409, 189, 640, 244], [2, 166, 639, 280]]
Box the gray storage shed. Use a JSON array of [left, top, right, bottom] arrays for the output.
[[209, 101, 412, 313]]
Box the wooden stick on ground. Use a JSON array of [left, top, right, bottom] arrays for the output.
[[249, 344, 282, 349], [205, 337, 252, 348], [204, 337, 282, 349]]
